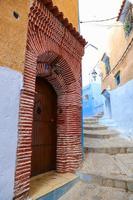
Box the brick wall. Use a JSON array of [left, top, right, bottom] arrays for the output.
[[13, 0, 85, 199]]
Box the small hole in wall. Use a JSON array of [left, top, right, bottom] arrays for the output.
[[13, 11, 20, 19]]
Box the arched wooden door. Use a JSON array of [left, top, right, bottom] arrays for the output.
[[31, 78, 57, 177]]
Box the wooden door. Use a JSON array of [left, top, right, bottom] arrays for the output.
[[31, 78, 57, 177]]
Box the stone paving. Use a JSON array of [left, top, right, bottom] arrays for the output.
[[59, 114, 133, 200], [60, 181, 133, 200]]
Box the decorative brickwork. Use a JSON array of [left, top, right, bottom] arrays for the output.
[[14, 0, 85, 199]]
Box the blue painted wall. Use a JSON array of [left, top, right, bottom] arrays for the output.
[[109, 79, 133, 138], [82, 83, 104, 118]]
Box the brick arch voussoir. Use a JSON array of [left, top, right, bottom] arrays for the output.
[[37, 67, 68, 96], [37, 49, 77, 86]]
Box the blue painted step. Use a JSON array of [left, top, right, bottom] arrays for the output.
[[38, 177, 79, 200]]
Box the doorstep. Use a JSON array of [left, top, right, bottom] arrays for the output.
[[29, 171, 78, 200]]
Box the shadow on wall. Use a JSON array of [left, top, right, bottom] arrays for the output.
[[102, 89, 112, 119], [110, 79, 133, 137], [0, 67, 23, 200], [102, 79, 133, 138]]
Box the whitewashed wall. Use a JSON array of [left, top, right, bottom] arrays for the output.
[[0, 67, 23, 200], [110, 79, 133, 138]]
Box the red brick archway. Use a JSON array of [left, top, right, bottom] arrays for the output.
[[14, 0, 86, 199]]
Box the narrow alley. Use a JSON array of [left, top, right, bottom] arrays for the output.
[[1, 0, 133, 199]]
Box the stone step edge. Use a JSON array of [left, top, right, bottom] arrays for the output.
[[84, 132, 119, 139], [84, 126, 108, 130], [77, 172, 133, 192], [84, 118, 99, 121], [84, 146, 133, 155], [85, 119, 100, 121], [83, 122, 99, 125], [83, 121, 98, 124], [36, 177, 79, 200]]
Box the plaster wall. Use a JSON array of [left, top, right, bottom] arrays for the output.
[[83, 85, 93, 117], [91, 83, 104, 114], [101, 24, 133, 90], [53, 0, 79, 29], [0, 0, 30, 72], [83, 83, 104, 118], [0, 0, 78, 75], [0, 67, 23, 200], [110, 79, 133, 137]]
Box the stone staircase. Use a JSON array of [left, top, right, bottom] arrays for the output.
[[59, 115, 133, 200], [84, 115, 133, 155]]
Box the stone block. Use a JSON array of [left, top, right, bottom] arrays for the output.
[[114, 180, 127, 190], [104, 179, 114, 187], [127, 148, 133, 153], [127, 182, 133, 192]]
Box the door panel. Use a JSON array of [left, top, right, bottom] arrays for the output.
[[31, 78, 57, 176]]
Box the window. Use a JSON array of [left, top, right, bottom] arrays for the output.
[[101, 53, 111, 75], [124, 3, 133, 36], [114, 71, 120, 86]]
